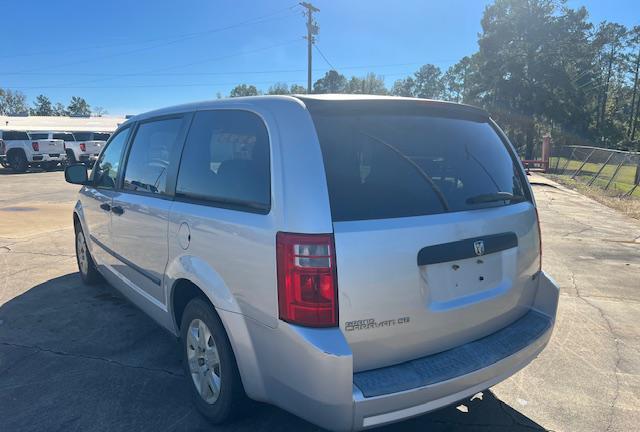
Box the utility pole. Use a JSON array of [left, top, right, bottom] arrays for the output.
[[300, 2, 319, 93]]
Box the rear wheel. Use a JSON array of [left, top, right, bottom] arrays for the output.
[[75, 223, 101, 285], [9, 151, 28, 173], [180, 298, 249, 424]]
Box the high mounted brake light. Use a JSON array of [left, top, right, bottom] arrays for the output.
[[276, 232, 338, 327]]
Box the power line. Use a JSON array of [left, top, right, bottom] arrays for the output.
[[314, 44, 337, 71], [57, 39, 304, 88], [0, 5, 299, 61], [10, 5, 300, 74], [1, 61, 422, 77], [1, 72, 415, 90]]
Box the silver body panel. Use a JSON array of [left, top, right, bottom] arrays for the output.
[[72, 95, 559, 431]]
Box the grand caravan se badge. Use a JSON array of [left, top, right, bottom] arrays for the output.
[[345, 317, 411, 332]]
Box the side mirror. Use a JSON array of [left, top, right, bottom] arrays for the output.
[[65, 164, 89, 185]]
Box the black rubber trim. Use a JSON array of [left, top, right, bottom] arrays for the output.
[[353, 310, 551, 398], [417, 232, 518, 266], [89, 234, 161, 285]]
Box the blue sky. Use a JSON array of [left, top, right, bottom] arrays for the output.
[[3, 0, 639, 115]]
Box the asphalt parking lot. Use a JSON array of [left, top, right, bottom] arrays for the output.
[[1, 168, 639, 432]]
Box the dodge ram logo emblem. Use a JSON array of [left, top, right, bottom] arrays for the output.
[[473, 240, 485, 256]]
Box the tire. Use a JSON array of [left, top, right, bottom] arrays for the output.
[[75, 223, 101, 285], [8, 151, 28, 173], [180, 298, 249, 424]]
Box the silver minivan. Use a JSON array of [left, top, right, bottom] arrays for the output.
[[65, 95, 559, 431]]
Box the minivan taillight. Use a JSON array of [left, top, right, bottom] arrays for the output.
[[32, 142, 39, 151], [79, 143, 86, 152], [276, 232, 338, 327]]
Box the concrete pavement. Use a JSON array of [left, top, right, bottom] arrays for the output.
[[0, 169, 638, 431]]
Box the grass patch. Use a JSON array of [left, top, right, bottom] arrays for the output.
[[548, 157, 640, 198], [545, 174, 640, 220]]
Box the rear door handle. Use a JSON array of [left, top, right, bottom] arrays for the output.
[[100, 203, 111, 212], [111, 206, 124, 216]]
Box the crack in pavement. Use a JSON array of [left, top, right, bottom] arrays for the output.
[[0, 256, 74, 280], [0, 246, 74, 258], [562, 226, 592, 238], [569, 272, 622, 432], [0, 341, 184, 378], [3, 250, 74, 258], [0, 226, 74, 249]]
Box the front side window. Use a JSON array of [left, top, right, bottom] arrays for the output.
[[123, 118, 183, 195], [176, 110, 270, 212], [93, 127, 130, 189]]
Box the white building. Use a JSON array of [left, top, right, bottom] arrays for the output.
[[0, 115, 126, 133]]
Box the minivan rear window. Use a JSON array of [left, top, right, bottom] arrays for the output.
[[309, 106, 528, 221]]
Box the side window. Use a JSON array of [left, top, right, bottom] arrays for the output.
[[176, 110, 270, 212], [123, 118, 183, 196], [93, 127, 130, 189]]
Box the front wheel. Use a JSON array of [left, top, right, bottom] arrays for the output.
[[181, 298, 249, 424], [75, 224, 101, 285]]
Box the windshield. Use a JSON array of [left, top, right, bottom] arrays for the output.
[[311, 110, 528, 221]]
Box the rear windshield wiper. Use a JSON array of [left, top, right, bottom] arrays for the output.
[[360, 132, 451, 212], [466, 192, 525, 204]]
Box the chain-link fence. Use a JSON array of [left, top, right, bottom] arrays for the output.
[[548, 145, 640, 198]]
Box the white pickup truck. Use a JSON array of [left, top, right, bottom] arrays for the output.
[[65, 131, 110, 166], [0, 130, 67, 172], [29, 131, 79, 165]]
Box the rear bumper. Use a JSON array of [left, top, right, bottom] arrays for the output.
[[31, 154, 67, 163], [227, 271, 559, 431], [78, 154, 99, 162]]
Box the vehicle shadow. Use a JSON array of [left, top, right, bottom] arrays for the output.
[[0, 165, 65, 175], [0, 273, 547, 432]]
